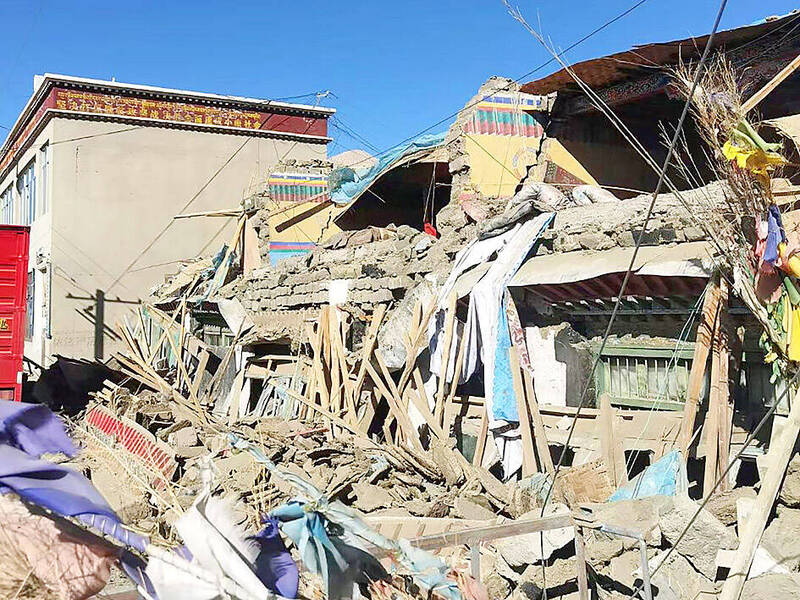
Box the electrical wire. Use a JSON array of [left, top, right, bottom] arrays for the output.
[[628, 356, 800, 598], [105, 136, 253, 294], [340, 0, 653, 172], [523, 0, 729, 518], [503, 1, 728, 597]]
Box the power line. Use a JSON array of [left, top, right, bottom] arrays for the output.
[[50, 126, 142, 146], [105, 136, 253, 294], [342, 0, 652, 172], [502, 0, 728, 596], [330, 116, 381, 154], [532, 0, 728, 511]]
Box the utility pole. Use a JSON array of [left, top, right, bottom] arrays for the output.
[[94, 289, 104, 361]]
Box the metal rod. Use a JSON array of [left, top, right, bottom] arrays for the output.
[[574, 526, 590, 600], [470, 544, 481, 580], [638, 538, 653, 600]]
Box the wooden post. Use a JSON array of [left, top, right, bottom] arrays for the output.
[[599, 393, 627, 486], [719, 388, 800, 600], [678, 275, 723, 455], [521, 366, 555, 475], [473, 409, 489, 467], [435, 293, 458, 426], [704, 278, 730, 497], [509, 347, 536, 477], [574, 525, 590, 600]]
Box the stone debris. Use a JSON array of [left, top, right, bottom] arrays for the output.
[[658, 496, 738, 579], [741, 573, 800, 600], [705, 487, 758, 526]]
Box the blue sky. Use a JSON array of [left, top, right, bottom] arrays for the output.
[[0, 0, 798, 157]]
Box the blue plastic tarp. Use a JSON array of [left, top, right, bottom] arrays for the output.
[[608, 450, 688, 502], [329, 132, 447, 205]]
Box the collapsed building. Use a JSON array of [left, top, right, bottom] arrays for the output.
[[148, 11, 800, 482], [13, 9, 800, 600]]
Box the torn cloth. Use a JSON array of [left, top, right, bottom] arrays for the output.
[[0, 400, 151, 593], [467, 212, 554, 424]]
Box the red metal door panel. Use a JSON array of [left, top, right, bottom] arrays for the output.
[[0, 226, 29, 400]]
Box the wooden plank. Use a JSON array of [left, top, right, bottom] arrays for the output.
[[521, 365, 555, 475], [406, 374, 448, 440], [190, 349, 210, 400], [678, 276, 722, 455], [472, 408, 489, 467], [716, 284, 733, 492], [352, 304, 387, 402], [442, 316, 470, 435], [509, 347, 536, 477], [397, 298, 439, 398], [599, 393, 619, 486], [435, 292, 458, 425], [742, 52, 800, 113], [405, 513, 573, 551], [272, 382, 366, 437], [704, 278, 729, 497], [328, 308, 342, 416], [173, 207, 243, 219], [574, 526, 590, 600], [719, 388, 800, 600], [373, 351, 423, 450]]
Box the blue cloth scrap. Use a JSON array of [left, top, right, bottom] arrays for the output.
[[0, 400, 153, 594], [0, 400, 77, 457], [329, 132, 447, 205], [491, 303, 518, 421], [764, 204, 787, 266], [251, 515, 300, 599], [608, 450, 688, 502]]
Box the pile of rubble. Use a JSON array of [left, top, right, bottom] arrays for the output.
[[73, 371, 800, 600]]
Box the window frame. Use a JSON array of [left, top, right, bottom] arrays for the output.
[[25, 271, 35, 341], [38, 143, 49, 216], [16, 160, 36, 226], [0, 185, 13, 225]]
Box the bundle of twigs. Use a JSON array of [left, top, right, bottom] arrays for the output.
[[671, 57, 795, 375]]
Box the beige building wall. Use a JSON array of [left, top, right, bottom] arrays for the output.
[[1, 118, 326, 363], [0, 120, 55, 365]]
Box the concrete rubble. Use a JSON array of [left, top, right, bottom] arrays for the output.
[[17, 18, 800, 600]]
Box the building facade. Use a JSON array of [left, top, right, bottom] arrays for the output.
[[0, 74, 333, 364]]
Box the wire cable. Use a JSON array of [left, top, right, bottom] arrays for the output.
[[504, 1, 728, 597], [628, 357, 800, 598], [525, 0, 728, 516], [340, 0, 653, 171]]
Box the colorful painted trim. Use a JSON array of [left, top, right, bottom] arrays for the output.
[[0, 84, 330, 178], [269, 241, 315, 265], [464, 109, 543, 137], [462, 93, 546, 137], [268, 172, 329, 203], [478, 93, 550, 110], [86, 404, 176, 489]]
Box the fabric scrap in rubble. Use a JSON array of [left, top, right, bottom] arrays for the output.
[[250, 515, 300, 598], [329, 131, 446, 205], [0, 400, 152, 595], [608, 450, 689, 502]]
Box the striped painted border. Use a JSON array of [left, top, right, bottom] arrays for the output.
[[86, 405, 177, 488]]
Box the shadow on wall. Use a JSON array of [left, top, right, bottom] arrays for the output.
[[24, 355, 122, 415]]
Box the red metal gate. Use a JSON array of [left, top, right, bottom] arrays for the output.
[[0, 226, 30, 400]]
